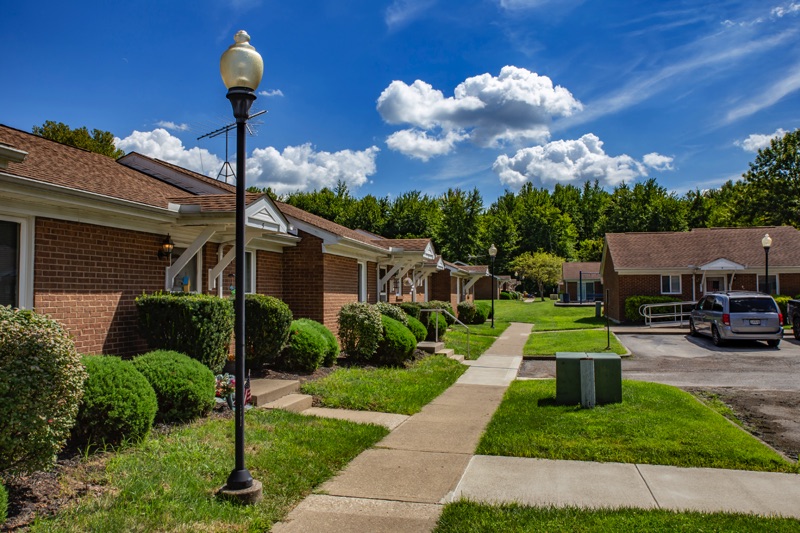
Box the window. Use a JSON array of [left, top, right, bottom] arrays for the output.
[[661, 275, 681, 295], [0, 220, 19, 307], [757, 275, 778, 295], [245, 251, 255, 294], [357, 262, 367, 302], [170, 247, 198, 292], [378, 267, 387, 302]]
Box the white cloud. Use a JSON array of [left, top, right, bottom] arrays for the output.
[[115, 129, 223, 177], [377, 66, 582, 159], [259, 89, 284, 97], [385, 129, 468, 161], [493, 133, 651, 188], [247, 144, 380, 194], [385, 0, 436, 29], [772, 2, 800, 17], [155, 121, 189, 132], [735, 128, 788, 152], [642, 152, 674, 171], [115, 129, 379, 193], [725, 62, 800, 122]]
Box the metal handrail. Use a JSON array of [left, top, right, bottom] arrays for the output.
[[639, 301, 696, 327], [419, 308, 471, 359]]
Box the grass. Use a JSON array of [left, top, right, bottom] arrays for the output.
[[524, 330, 627, 355], [487, 299, 606, 331], [445, 321, 509, 360], [435, 501, 800, 532], [300, 355, 466, 415], [477, 379, 797, 473], [29, 409, 387, 532]]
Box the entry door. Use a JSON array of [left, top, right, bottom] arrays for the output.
[[706, 276, 725, 293]]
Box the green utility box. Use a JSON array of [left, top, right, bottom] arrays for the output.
[[555, 352, 622, 406]]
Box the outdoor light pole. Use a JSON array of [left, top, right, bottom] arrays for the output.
[[762, 233, 772, 295], [220, 30, 263, 499], [489, 244, 497, 328]]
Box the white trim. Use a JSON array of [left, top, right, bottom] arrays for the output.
[[245, 250, 256, 294], [660, 274, 682, 295], [0, 213, 33, 309], [357, 261, 367, 302]]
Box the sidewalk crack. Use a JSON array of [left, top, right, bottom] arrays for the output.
[[635, 464, 661, 509]]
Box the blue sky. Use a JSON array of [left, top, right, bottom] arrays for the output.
[[2, 0, 799, 204]]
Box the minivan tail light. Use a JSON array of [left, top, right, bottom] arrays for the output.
[[722, 313, 730, 326], [779, 312, 784, 325]]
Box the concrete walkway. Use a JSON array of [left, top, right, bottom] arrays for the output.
[[273, 321, 800, 532], [273, 322, 532, 532]]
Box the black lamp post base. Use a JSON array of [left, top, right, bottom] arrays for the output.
[[218, 478, 263, 505]]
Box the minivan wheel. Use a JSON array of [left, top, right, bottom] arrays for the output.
[[689, 319, 697, 337], [711, 325, 724, 346], [767, 339, 781, 348]]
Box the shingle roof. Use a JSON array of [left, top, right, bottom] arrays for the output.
[[121, 152, 236, 194], [562, 262, 601, 280], [275, 200, 388, 249], [168, 193, 264, 212], [371, 238, 431, 251], [605, 226, 800, 269], [0, 124, 188, 208], [458, 264, 489, 275]]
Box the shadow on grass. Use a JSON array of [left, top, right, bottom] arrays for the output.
[[573, 317, 607, 326]]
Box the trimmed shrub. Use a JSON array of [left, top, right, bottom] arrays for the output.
[[377, 315, 417, 365], [420, 300, 455, 325], [398, 302, 422, 320], [73, 355, 157, 448], [338, 302, 383, 361], [0, 481, 6, 525], [0, 307, 86, 477], [457, 301, 477, 324], [406, 315, 427, 342], [132, 350, 215, 424], [624, 295, 683, 323], [375, 302, 408, 326], [424, 312, 448, 341], [281, 319, 328, 372], [136, 292, 234, 373], [301, 320, 340, 367], [773, 295, 792, 320], [500, 291, 513, 300], [245, 294, 293, 368], [474, 301, 491, 324]]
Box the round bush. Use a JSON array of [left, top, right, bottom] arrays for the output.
[[132, 350, 215, 424], [73, 355, 157, 448], [457, 301, 477, 324], [473, 301, 491, 324], [280, 319, 328, 372], [406, 315, 427, 342], [303, 320, 340, 367], [375, 302, 409, 326], [338, 302, 383, 361], [422, 300, 455, 325], [377, 315, 417, 365], [0, 307, 86, 477], [424, 312, 448, 341], [245, 294, 293, 368], [398, 302, 422, 320], [0, 481, 7, 525]]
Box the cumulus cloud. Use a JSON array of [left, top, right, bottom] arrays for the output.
[[377, 66, 582, 159], [735, 128, 788, 152], [155, 121, 189, 132], [259, 89, 284, 97], [115, 129, 379, 193], [115, 129, 223, 177], [247, 144, 380, 194], [642, 152, 674, 171], [493, 133, 659, 188], [385, 129, 468, 161]]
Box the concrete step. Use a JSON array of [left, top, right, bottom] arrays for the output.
[[445, 352, 465, 363], [249, 378, 300, 407], [417, 341, 445, 353], [435, 348, 455, 358], [262, 393, 313, 413]]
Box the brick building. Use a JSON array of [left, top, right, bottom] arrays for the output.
[[561, 262, 603, 302], [601, 227, 800, 323], [0, 125, 482, 354]]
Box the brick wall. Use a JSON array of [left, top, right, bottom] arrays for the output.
[[322, 254, 360, 336], [601, 255, 621, 321], [779, 273, 800, 296], [473, 276, 497, 300], [256, 250, 283, 298], [367, 261, 378, 304], [430, 270, 452, 303], [281, 230, 325, 324], [33, 217, 164, 356]]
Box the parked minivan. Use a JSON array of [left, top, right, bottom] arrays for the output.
[[689, 292, 783, 347]]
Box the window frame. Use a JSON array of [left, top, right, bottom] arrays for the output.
[[244, 250, 256, 294], [357, 261, 367, 302], [757, 274, 779, 295], [660, 274, 682, 295], [0, 215, 33, 309]]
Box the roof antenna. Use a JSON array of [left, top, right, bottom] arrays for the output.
[[197, 110, 267, 184]]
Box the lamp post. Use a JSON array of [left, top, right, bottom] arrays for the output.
[[219, 30, 263, 503], [489, 244, 497, 328], [762, 233, 772, 295]]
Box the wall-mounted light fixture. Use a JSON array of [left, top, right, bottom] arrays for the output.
[[158, 234, 175, 260]]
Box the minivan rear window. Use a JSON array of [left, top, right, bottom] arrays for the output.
[[729, 298, 777, 313]]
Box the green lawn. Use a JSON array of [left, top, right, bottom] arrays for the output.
[[524, 330, 626, 355], [435, 502, 800, 532], [300, 355, 466, 415], [444, 321, 509, 360], [485, 299, 606, 331], [477, 380, 797, 473], [30, 409, 387, 532]]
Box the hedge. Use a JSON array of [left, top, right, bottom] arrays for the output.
[[457, 301, 477, 324], [474, 300, 491, 323], [245, 294, 293, 368], [406, 315, 427, 342], [132, 350, 215, 423], [0, 307, 86, 477], [0, 481, 6, 525], [73, 355, 157, 448], [398, 302, 422, 320], [280, 319, 328, 372], [375, 302, 409, 326], [301, 319, 340, 367], [338, 302, 383, 361], [376, 315, 417, 366], [624, 295, 683, 323], [422, 300, 456, 325], [425, 312, 448, 341], [136, 292, 233, 373]]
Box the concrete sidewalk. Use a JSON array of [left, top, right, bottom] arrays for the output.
[[273, 322, 532, 532]]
